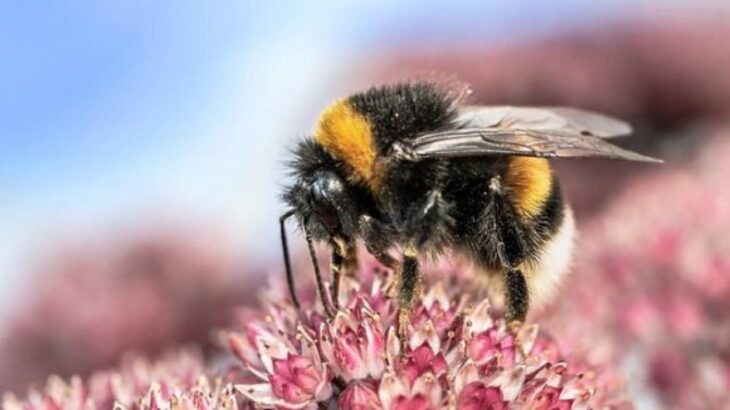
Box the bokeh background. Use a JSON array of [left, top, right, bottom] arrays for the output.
[[2, 1, 730, 408]]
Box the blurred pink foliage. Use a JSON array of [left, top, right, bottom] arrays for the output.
[[374, 19, 730, 128], [6, 265, 628, 409], [542, 134, 730, 409], [2, 348, 248, 409], [0, 225, 258, 394]]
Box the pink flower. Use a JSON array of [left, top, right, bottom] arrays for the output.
[[227, 266, 628, 409], [540, 136, 730, 408], [235, 327, 332, 409], [411, 282, 461, 338], [5, 258, 628, 409], [2, 349, 246, 410], [339, 381, 382, 410], [318, 301, 386, 381], [0, 225, 252, 393], [456, 383, 505, 410]]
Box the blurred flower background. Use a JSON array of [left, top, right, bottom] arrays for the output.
[[2, 1, 730, 409]]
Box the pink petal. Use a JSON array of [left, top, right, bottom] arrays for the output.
[[487, 366, 526, 401], [422, 282, 449, 311], [378, 371, 407, 410], [385, 328, 401, 369], [468, 332, 497, 364], [338, 381, 382, 410], [335, 334, 368, 380], [363, 315, 386, 378], [453, 361, 480, 396], [409, 321, 440, 353], [466, 300, 493, 335], [236, 383, 312, 409], [412, 373, 442, 408], [270, 374, 309, 404], [456, 382, 506, 410], [393, 395, 434, 410]]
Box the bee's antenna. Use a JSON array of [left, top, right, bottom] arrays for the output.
[[279, 210, 300, 308], [302, 219, 335, 318]]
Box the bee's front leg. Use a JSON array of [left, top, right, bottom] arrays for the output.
[[330, 237, 357, 309], [359, 214, 401, 300], [396, 246, 421, 349], [359, 214, 398, 270]]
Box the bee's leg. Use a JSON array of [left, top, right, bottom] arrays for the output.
[[359, 215, 397, 269], [403, 190, 454, 250], [330, 237, 357, 309], [396, 190, 450, 346], [504, 268, 529, 324], [397, 246, 421, 348], [486, 176, 530, 326], [359, 214, 400, 298]]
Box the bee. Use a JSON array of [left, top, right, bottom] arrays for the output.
[[280, 81, 660, 337]]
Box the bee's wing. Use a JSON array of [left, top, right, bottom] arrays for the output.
[[454, 106, 632, 138], [394, 106, 661, 163]]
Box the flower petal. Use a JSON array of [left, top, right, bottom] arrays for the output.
[[410, 321, 440, 353], [235, 384, 313, 409], [339, 381, 382, 410], [378, 371, 408, 410], [466, 300, 493, 336], [487, 365, 526, 401]]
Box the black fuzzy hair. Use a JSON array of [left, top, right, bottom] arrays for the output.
[[281, 137, 378, 240], [348, 82, 458, 152], [284, 138, 339, 183]]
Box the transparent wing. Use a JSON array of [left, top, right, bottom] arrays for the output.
[[454, 105, 632, 138], [394, 128, 662, 163]]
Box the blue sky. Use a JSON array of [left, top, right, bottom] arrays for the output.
[[0, 0, 713, 296]]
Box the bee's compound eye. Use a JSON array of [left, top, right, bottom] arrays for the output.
[[311, 179, 327, 203], [311, 172, 344, 204], [309, 172, 345, 234]]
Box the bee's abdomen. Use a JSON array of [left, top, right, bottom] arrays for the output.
[[500, 156, 567, 251], [463, 167, 572, 307], [531, 171, 566, 241], [522, 203, 574, 307], [454, 157, 566, 269], [503, 157, 553, 220], [507, 163, 567, 260]]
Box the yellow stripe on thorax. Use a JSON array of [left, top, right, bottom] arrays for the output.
[[314, 99, 378, 187], [505, 156, 553, 219]]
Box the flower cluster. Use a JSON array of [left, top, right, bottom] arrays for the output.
[[542, 135, 730, 408], [1, 349, 245, 410], [3, 264, 628, 409], [227, 271, 628, 409], [0, 225, 252, 393]]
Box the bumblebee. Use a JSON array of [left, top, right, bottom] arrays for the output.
[[280, 81, 659, 337]]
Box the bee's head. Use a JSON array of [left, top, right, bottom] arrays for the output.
[[282, 138, 360, 240]]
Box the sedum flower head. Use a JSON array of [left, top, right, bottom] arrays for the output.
[[230, 268, 627, 409], [2, 349, 245, 410], [2, 257, 629, 409]]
